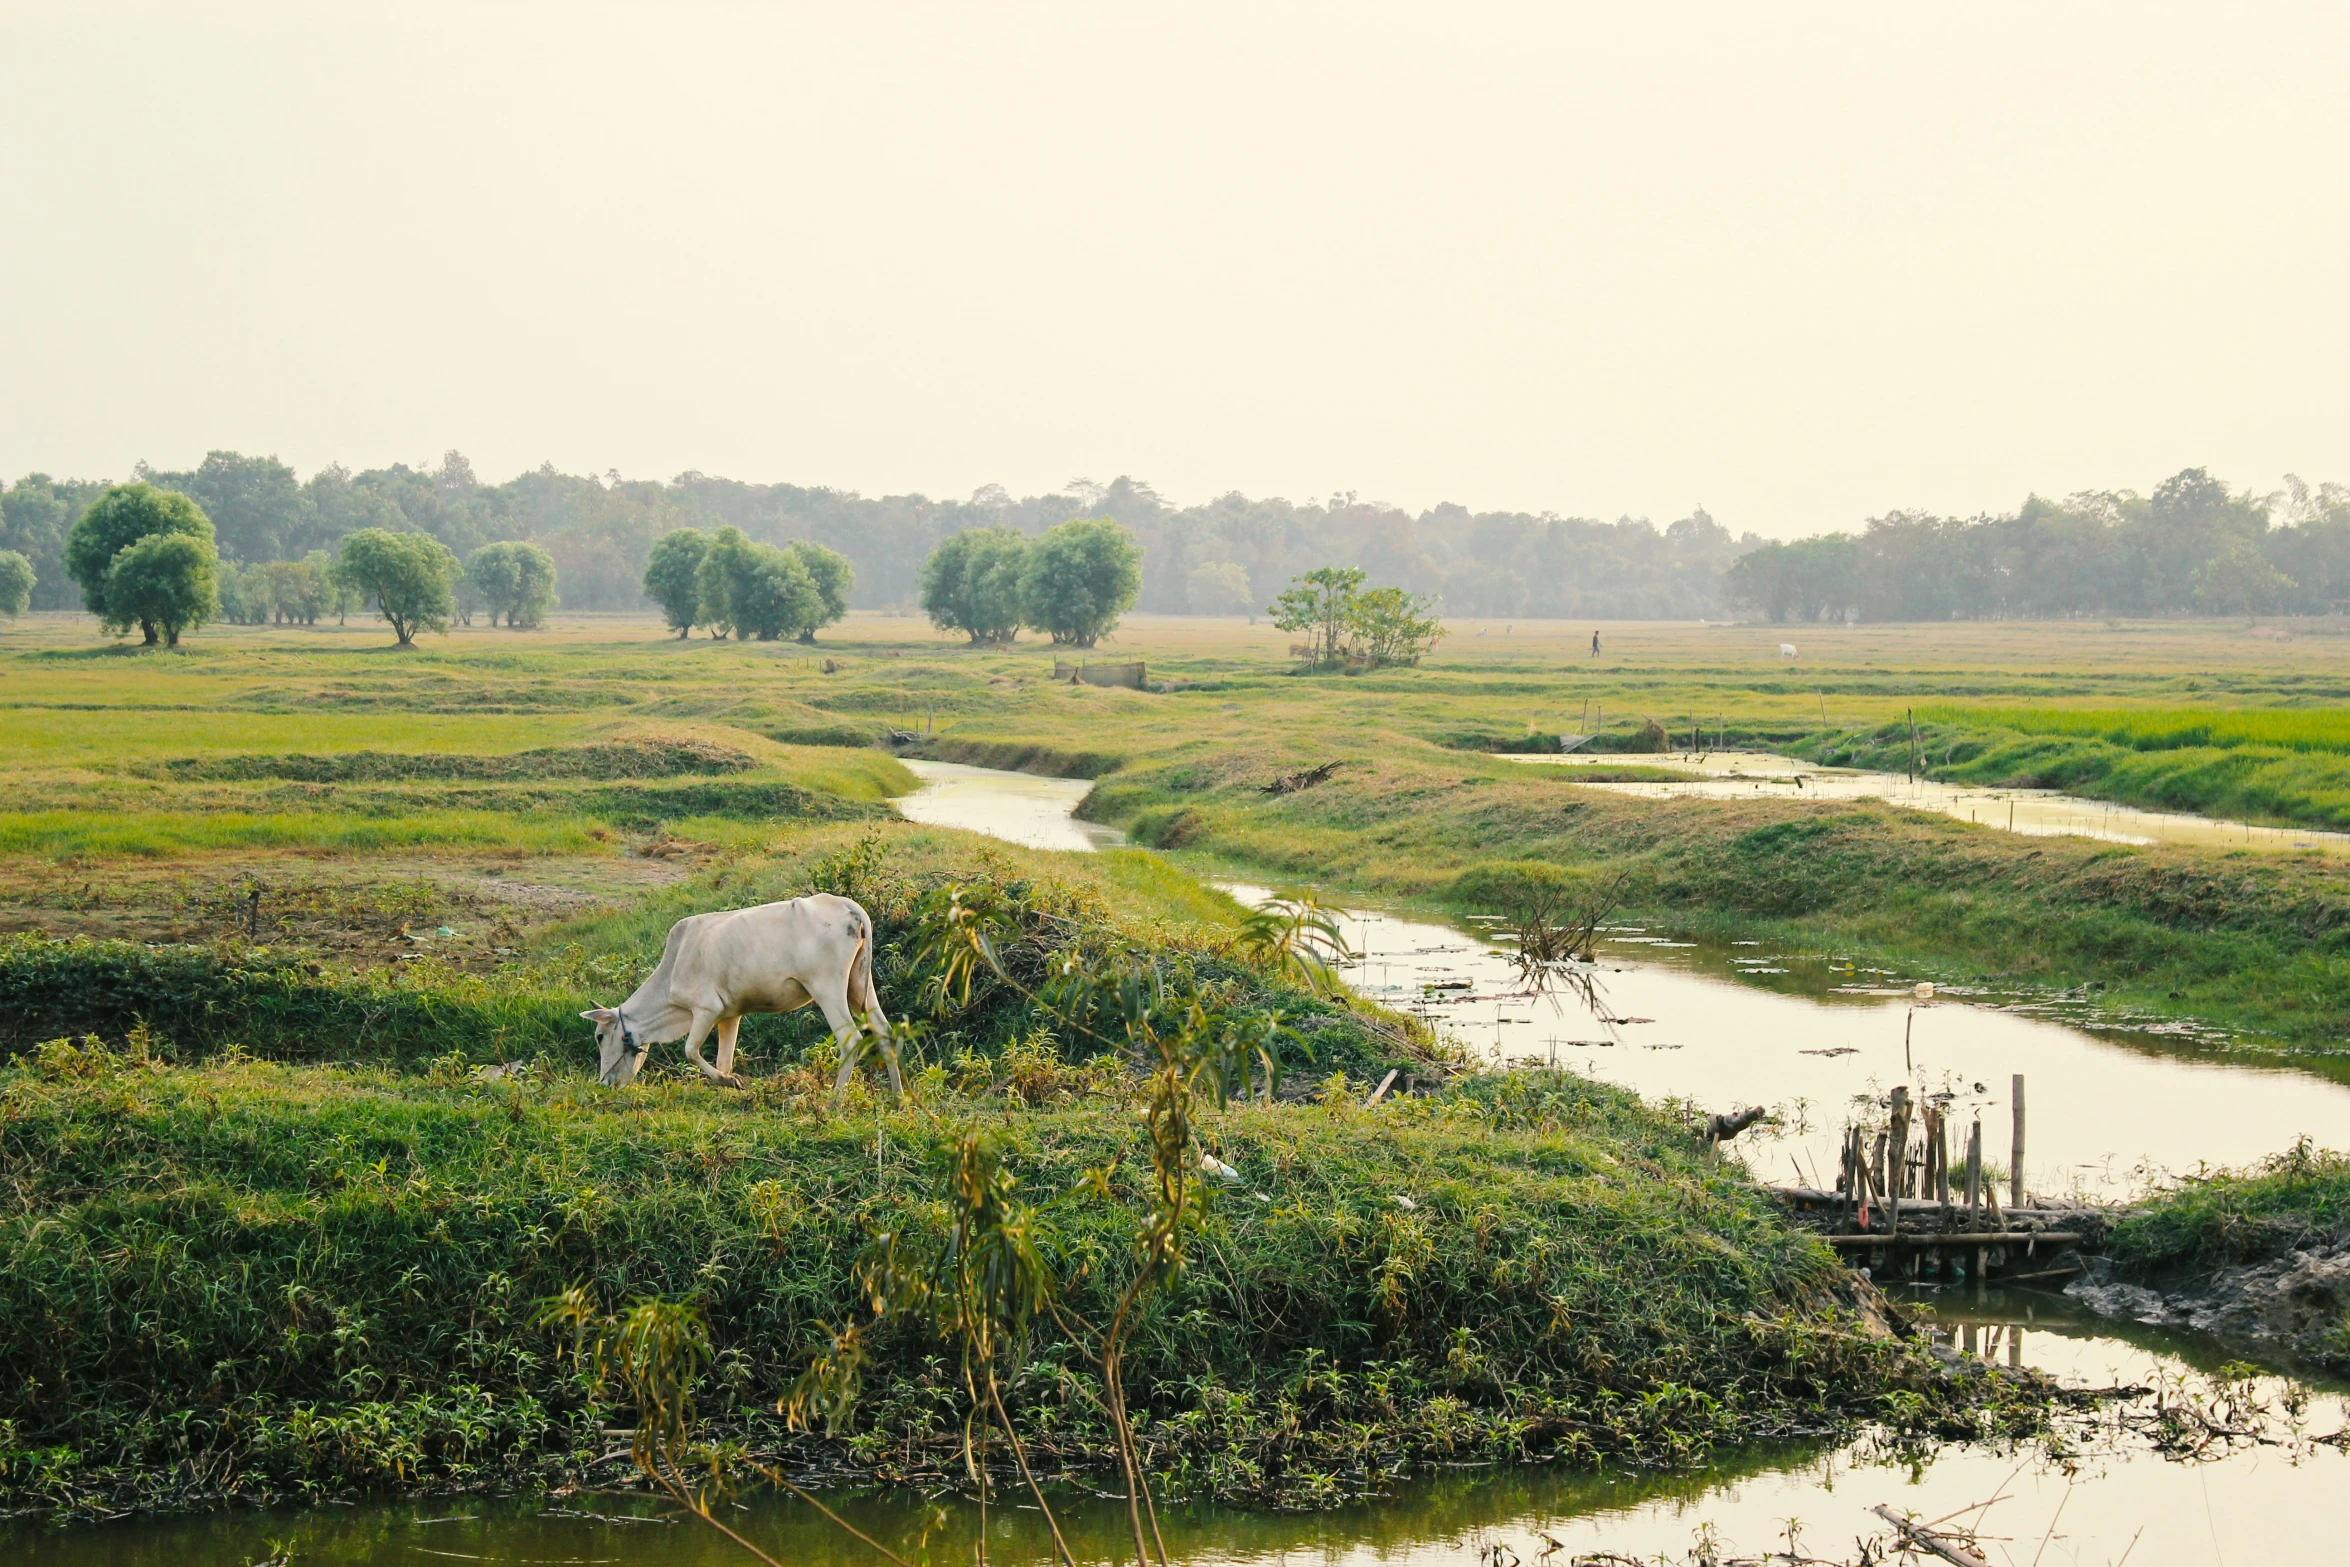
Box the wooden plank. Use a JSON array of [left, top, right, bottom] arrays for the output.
[[1823, 1232, 2078, 1249]]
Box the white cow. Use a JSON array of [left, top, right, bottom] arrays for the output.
[[580, 892, 898, 1094], [1779, 642, 1798, 660]]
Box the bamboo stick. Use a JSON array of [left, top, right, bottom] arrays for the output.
[[2010, 1073, 2027, 1209], [1964, 1121, 1981, 1229]]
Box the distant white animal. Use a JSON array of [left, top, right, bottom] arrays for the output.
[[1779, 642, 1798, 659], [581, 892, 897, 1094]]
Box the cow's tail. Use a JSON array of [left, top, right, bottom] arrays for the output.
[[850, 902, 901, 1094]]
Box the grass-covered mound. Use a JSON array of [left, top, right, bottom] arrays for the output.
[[0, 826, 1419, 1087], [2109, 1141, 2350, 1276], [2092, 1141, 2350, 1372], [0, 1049, 1997, 1520]]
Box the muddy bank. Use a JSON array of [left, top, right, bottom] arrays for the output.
[[2067, 1233, 2350, 1371]]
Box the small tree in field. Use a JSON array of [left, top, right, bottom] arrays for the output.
[[103, 533, 220, 647], [337, 528, 460, 647], [1270, 567, 1439, 668], [0, 550, 33, 621], [919, 527, 1029, 644], [786, 540, 854, 642], [1347, 585, 1444, 666], [1018, 517, 1140, 647], [1268, 565, 1364, 665], [65, 483, 218, 646], [643, 528, 709, 637], [467, 540, 559, 628]]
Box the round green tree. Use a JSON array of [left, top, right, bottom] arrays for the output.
[[1019, 517, 1141, 647], [0, 550, 33, 619], [102, 533, 220, 647], [337, 528, 461, 647], [642, 528, 709, 637], [734, 542, 821, 641], [919, 526, 1030, 644], [64, 482, 218, 645], [785, 540, 854, 642], [466, 540, 559, 628], [692, 527, 758, 639]]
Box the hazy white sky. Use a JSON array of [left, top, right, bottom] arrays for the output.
[[5, 2, 2347, 536]]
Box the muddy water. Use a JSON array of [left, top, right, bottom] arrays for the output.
[[892, 758, 1127, 850], [1497, 748, 2350, 856], [894, 754, 2350, 1199], [20, 767, 2350, 1564], [1226, 882, 2350, 1201], [17, 1302, 2347, 1565]]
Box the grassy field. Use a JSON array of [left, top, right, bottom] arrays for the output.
[[3, 606, 2342, 1515], [3, 603, 2346, 1040], [3, 606, 2347, 1043]]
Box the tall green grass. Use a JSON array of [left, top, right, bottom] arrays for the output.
[[1929, 706, 2350, 756], [1802, 712, 2350, 832], [0, 810, 608, 859]]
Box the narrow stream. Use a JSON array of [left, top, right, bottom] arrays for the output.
[[895, 756, 2350, 1200], [1497, 748, 2350, 857]]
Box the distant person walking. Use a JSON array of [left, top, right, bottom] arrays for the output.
[[1590, 630, 1601, 657]]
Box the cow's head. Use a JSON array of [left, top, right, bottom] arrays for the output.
[[580, 1006, 643, 1087]]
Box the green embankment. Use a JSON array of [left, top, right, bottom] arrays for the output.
[[1789, 708, 2350, 834], [2110, 1143, 2350, 1276], [0, 826, 1410, 1084], [0, 1050, 1976, 1518], [1081, 737, 2350, 1054], [2103, 1143, 2350, 1372]]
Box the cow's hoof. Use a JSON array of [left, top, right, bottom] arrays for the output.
[[718, 1073, 748, 1090]]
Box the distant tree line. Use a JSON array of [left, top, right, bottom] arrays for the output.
[[8, 452, 2350, 628], [0, 452, 1759, 620], [1724, 470, 2350, 622]]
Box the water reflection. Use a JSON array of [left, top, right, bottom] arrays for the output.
[[1221, 881, 2350, 1201], [885, 759, 2350, 1199], [22, 1317, 2347, 1567], [1496, 748, 2350, 857], [891, 759, 1126, 852]]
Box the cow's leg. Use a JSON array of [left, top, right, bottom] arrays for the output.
[[821, 980, 900, 1097], [712, 1015, 744, 1087], [680, 1009, 729, 1083]]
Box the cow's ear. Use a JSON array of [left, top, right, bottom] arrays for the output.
[[580, 1007, 615, 1023]]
